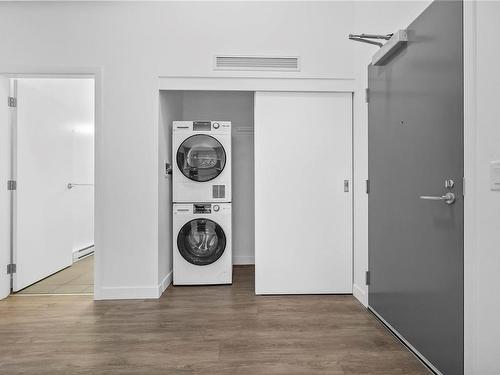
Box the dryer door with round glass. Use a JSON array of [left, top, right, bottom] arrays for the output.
[[177, 219, 227, 266], [176, 135, 226, 182]]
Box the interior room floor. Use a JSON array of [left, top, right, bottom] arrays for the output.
[[0, 266, 429, 374], [16, 254, 93, 295]]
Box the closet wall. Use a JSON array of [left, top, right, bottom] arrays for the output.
[[159, 90, 255, 279], [182, 91, 255, 265]]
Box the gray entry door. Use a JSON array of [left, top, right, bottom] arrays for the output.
[[368, 1, 463, 374]]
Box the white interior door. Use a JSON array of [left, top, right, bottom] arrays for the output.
[[13, 79, 79, 291], [254, 91, 352, 294], [0, 78, 11, 299]]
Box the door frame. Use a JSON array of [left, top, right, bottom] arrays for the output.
[[0, 67, 102, 299], [463, 2, 477, 374]]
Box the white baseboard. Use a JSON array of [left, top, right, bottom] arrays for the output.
[[159, 271, 172, 297], [96, 261, 263, 300], [95, 271, 173, 300], [233, 256, 254, 265], [353, 283, 368, 306], [95, 285, 160, 300]]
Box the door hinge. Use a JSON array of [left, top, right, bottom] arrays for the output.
[[8, 96, 17, 107], [7, 180, 16, 190], [344, 179, 349, 192], [365, 271, 371, 285], [366, 179, 370, 194], [7, 263, 16, 275], [365, 88, 370, 103]]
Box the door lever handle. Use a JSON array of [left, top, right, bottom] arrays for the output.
[[419, 192, 455, 205]]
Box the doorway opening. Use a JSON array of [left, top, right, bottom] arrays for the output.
[[158, 88, 353, 294], [1, 76, 95, 296]]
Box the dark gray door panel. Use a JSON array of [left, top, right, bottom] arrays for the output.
[[368, 1, 463, 374]]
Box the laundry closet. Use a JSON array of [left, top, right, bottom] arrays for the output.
[[159, 88, 353, 294]]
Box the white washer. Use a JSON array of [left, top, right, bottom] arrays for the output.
[[173, 203, 232, 285], [173, 121, 231, 203]]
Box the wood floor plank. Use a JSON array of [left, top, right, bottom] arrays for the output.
[[0, 266, 430, 374]]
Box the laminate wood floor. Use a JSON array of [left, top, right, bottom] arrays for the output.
[[0, 266, 430, 375]]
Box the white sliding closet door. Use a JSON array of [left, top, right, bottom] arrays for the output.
[[254, 91, 352, 294]]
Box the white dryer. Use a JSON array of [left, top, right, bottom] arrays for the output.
[[173, 203, 232, 285], [173, 121, 231, 203]]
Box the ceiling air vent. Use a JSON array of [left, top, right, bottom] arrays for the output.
[[214, 55, 300, 71]]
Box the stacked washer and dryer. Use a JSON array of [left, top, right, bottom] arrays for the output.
[[172, 121, 232, 285]]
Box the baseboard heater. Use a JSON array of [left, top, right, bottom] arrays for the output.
[[73, 245, 94, 262]]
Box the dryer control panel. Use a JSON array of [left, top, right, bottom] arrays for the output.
[[194, 204, 212, 214], [173, 120, 231, 134], [193, 121, 211, 131]]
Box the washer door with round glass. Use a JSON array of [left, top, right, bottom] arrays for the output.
[[176, 135, 226, 182], [177, 219, 226, 266]]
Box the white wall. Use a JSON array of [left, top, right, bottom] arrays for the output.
[[158, 91, 182, 293], [464, 2, 500, 374], [0, 1, 431, 300]]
